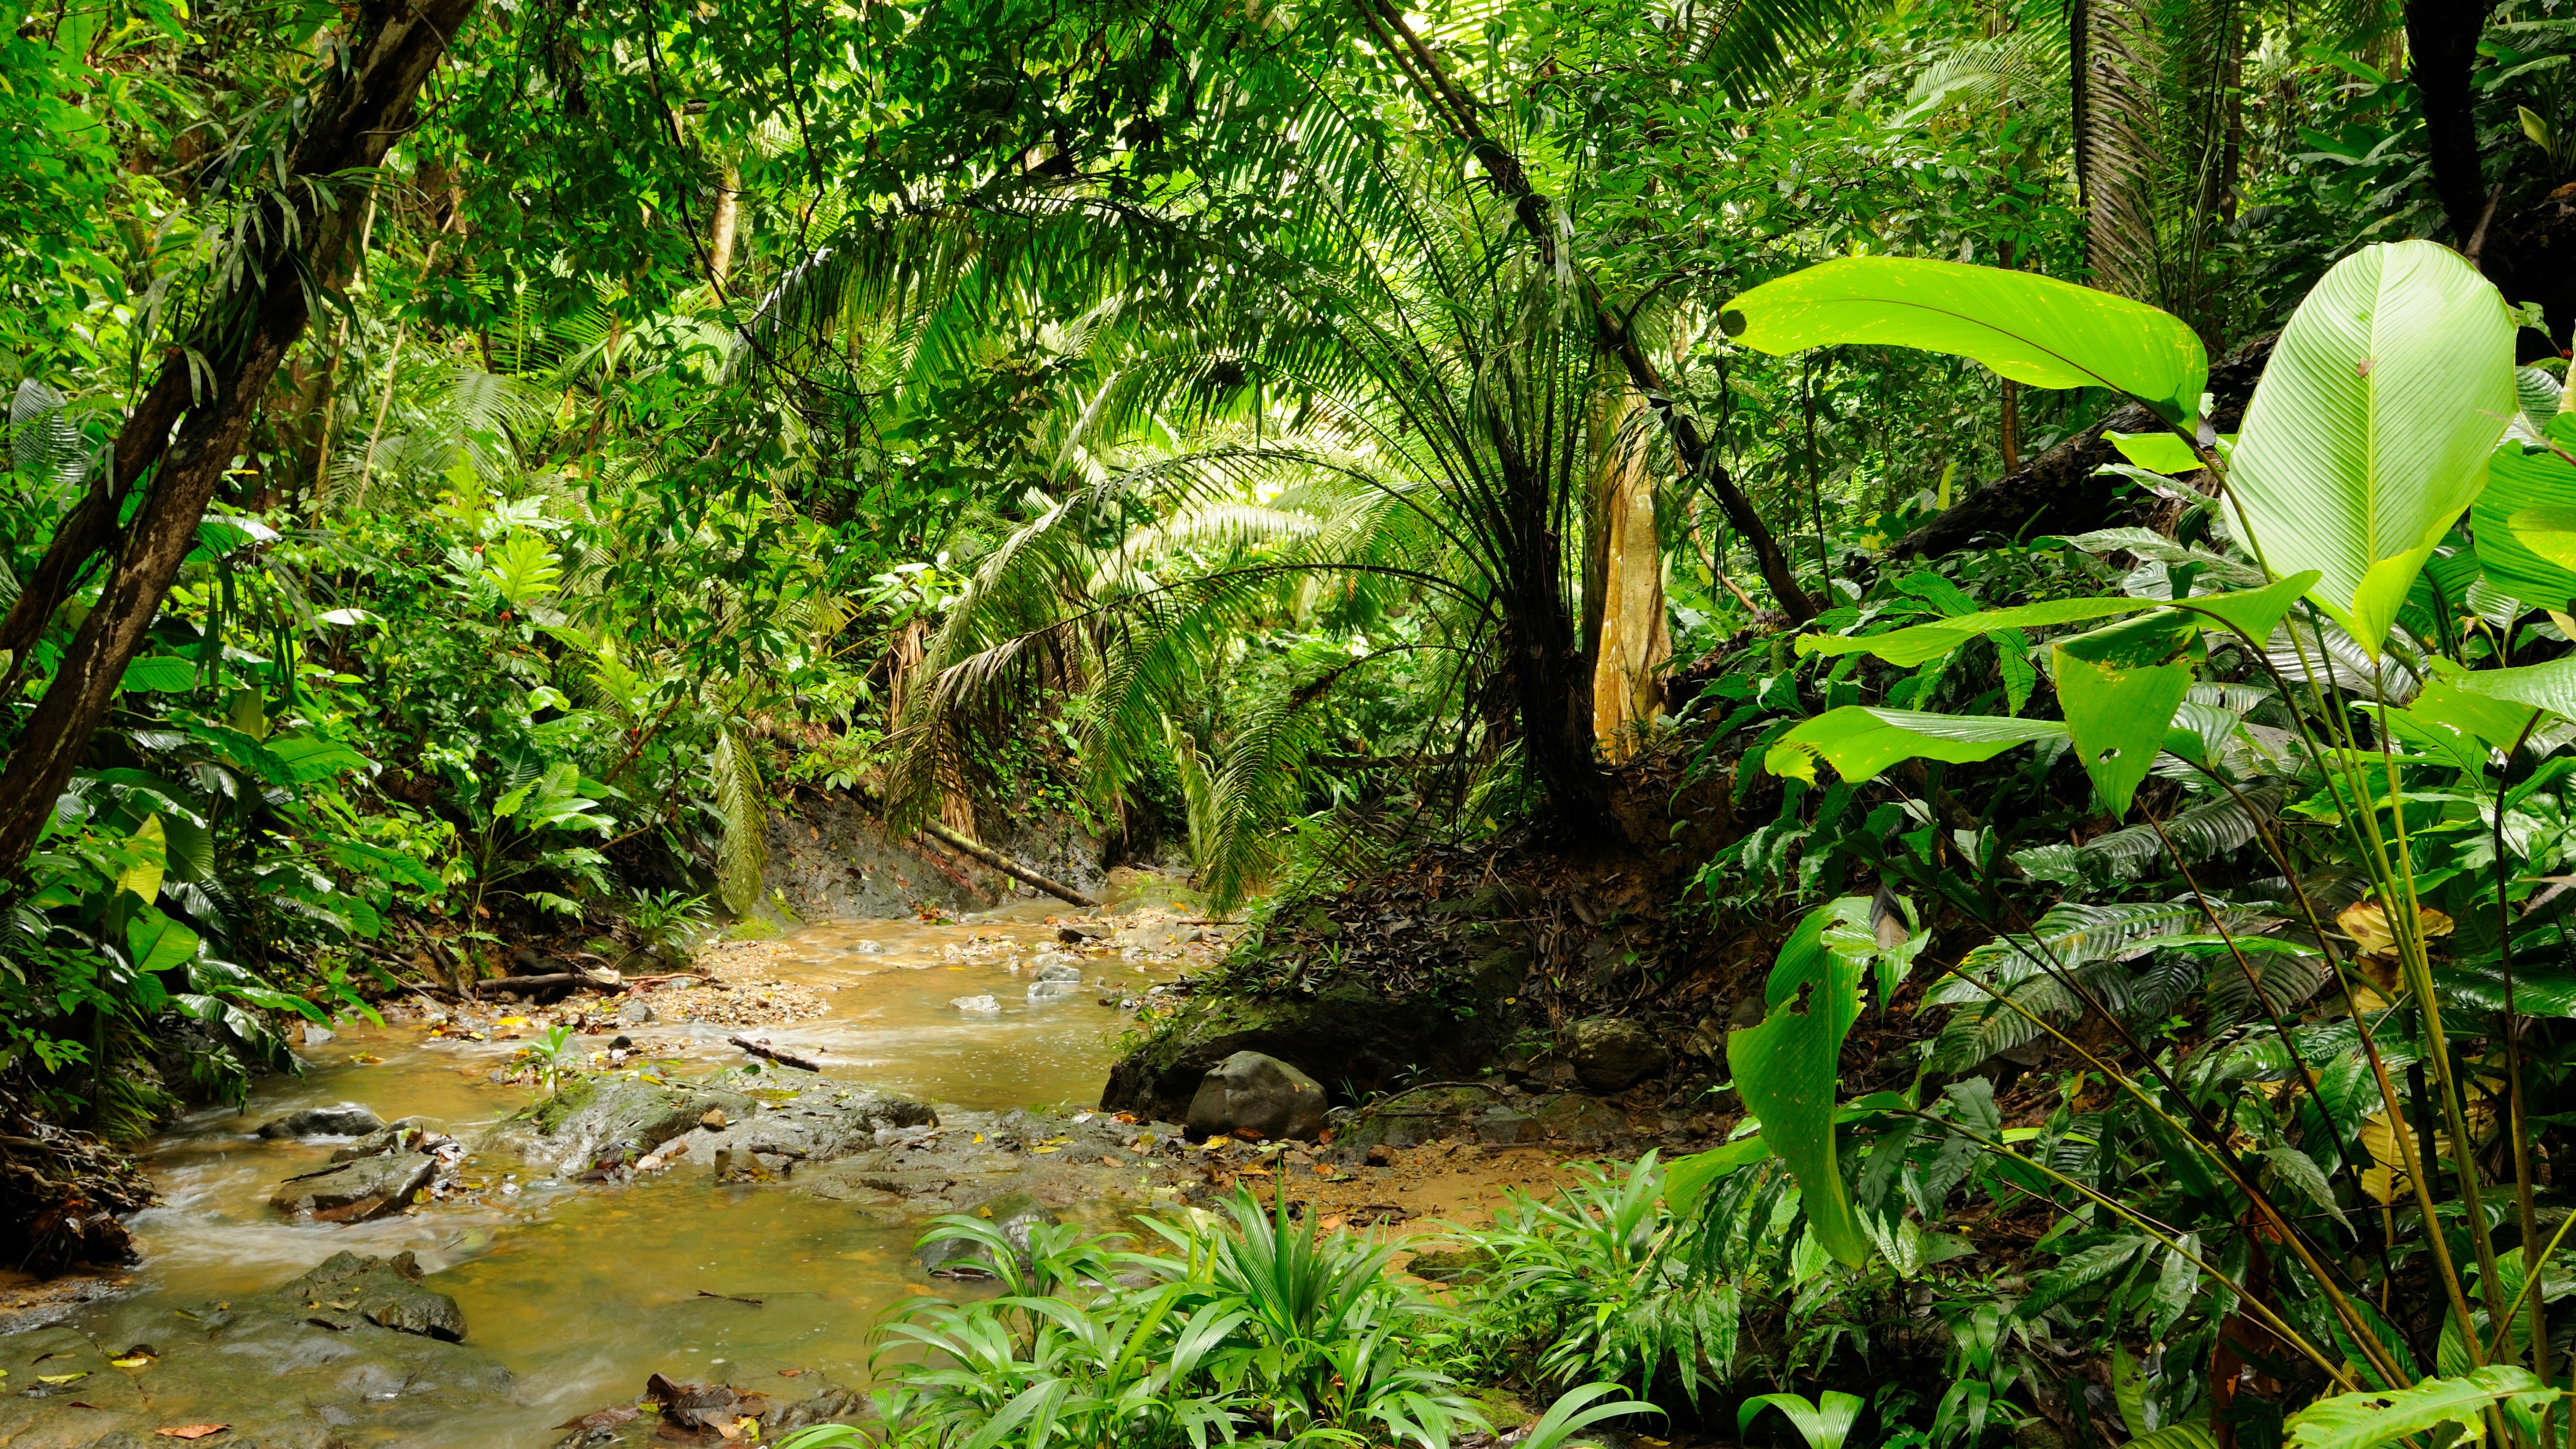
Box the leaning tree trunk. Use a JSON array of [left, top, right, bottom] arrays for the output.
[[0, 0, 479, 873], [1892, 335, 2274, 559]]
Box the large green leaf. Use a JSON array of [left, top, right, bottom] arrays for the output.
[[2283, 1367, 2556, 1449], [1800, 576, 2315, 672], [2452, 654, 2576, 721], [1661, 1134, 1776, 1213], [2473, 415, 2576, 612], [2226, 240, 2518, 656], [2054, 651, 2194, 816], [1728, 899, 1874, 1268], [119, 655, 198, 693], [1797, 597, 2152, 666], [1764, 708, 2067, 786], [2410, 674, 2543, 754], [1719, 258, 2209, 426], [126, 906, 201, 976]]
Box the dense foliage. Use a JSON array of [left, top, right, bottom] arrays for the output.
[[10, 0, 2576, 1445]]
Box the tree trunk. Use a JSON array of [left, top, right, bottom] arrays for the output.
[[1894, 335, 2274, 559], [2407, 0, 2500, 247], [1591, 394, 1669, 764], [0, 0, 479, 873], [709, 158, 742, 290]]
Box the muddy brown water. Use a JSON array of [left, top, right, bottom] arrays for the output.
[[37, 885, 1203, 1444]]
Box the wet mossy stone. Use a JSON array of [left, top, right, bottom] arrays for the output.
[[1101, 965, 1522, 1122], [285, 1250, 468, 1341], [0, 1254, 512, 1446], [272, 1150, 438, 1222], [536, 1075, 759, 1171]]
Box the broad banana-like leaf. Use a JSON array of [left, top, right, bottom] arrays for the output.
[[1800, 575, 2316, 670], [1728, 899, 1874, 1267], [2473, 414, 2576, 612], [1662, 1134, 1776, 1213], [2409, 674, 2542, 755], [2451, 653, 2576, 722], [1764, 707, 2068, 785], [2054, 652, 2194, 816], [2283, 1366, 2557, 1449], [1719, 258, 2210, 426], [2226, 240, 2518, 657], [1796, 597, 2152, 666]]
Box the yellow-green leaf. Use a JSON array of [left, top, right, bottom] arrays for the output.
[[117, 815, 166, 903]]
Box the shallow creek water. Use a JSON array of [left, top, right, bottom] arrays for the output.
[[71, 889, 1199, 1443]]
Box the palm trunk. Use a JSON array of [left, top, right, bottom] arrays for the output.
[[0, 0, 479, 873]]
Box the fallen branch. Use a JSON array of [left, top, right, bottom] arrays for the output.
[[472, 973, 627, 998], [729, 1034, 822, 1072], [920, 822, 1101, 907]]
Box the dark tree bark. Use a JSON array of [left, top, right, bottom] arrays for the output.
[[1892, 336, 2275, 559], [0, 0, 479, 873], [2486, 187, 2576, 353], [2407, 0, 2500, 247]]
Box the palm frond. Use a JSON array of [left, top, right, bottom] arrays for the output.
[[711, 728, 768, 916]]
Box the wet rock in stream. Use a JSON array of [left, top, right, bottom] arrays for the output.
[[270, 1148, 440, 1222], [533, 1075, 762, 1173], [0, 1251, 510, 1448], [255, 1102, 385, 1139], [551, 1373, 868, 1447]]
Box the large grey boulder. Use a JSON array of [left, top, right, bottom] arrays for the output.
[[1566, 1016, 1668, 1092], [257, 1102, 385, 1138], [1186, 1051, 1328, 1142], [272, 1150, 438, 1222]]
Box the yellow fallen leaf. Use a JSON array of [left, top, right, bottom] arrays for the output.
[[2337, 901, 2453, 956], [1032, 1146, 1062, 1155], [111, 1353, 155, 1368], [38, 1372, 88, 1385]]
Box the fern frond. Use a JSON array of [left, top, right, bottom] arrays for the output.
[[711, 728, 768, 916]]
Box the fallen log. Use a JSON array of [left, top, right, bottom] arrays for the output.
[[729, 1034, 822, 1072], [1893, 334, 2275, 560], [920, 822, 1101, 907], [472, 972, 627, 998]]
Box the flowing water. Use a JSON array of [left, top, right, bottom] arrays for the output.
[[42, 879, 1202, 1442]]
